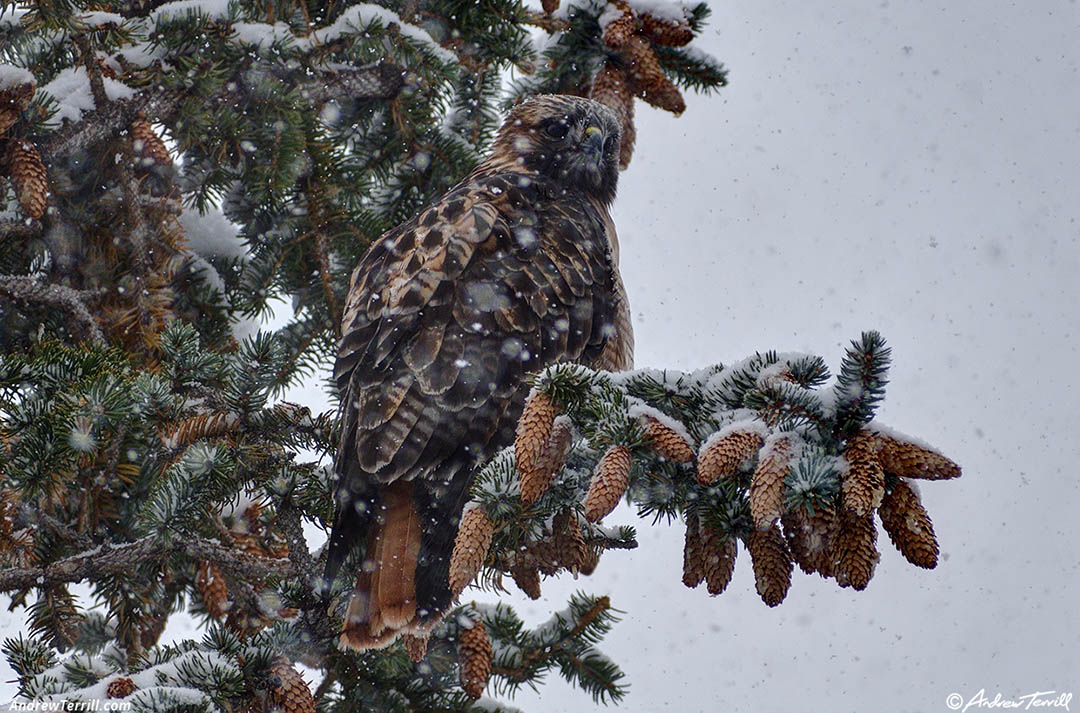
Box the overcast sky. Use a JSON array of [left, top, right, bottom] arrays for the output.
[[5, 0, 1079, 710]]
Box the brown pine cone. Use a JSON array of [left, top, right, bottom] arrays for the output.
[[639, 13, 694, 47], [841, 431, 885, 516], [878, 479, 939, 568], [697, 429, 764, 485], [0, 80, 34, 136], [531, 536, 560, 576], [131, 118, 172, 167], [583, 445, 632, 522], [521, 416, 573, 508], [782, 506, 835, 577], [511, 555, 542, 599], [621, 35, 686, 115], [830, 509, 879, 590], [590, 63, 636, 169], [541, 0, 559, 13], [876, 433, 961, 481], [701, 524, 737, 595], [401, 633, 429, 662], [749, 436, 791, 530], [516, 392, 557, 504], [681, 513, 705, 588], [458, 618, 493, 699], [553, 508, 587, 572], [640, 414, 694, 463], [602, 1, 637, 49], [746, 525, 793, 607], [106, 677, 136, 699], [578, 544, 602, 576], [448, 505, 494, 597], [5, 138, 48, 219], [269, 658, 316, 713], [196, 561, 229, 619]]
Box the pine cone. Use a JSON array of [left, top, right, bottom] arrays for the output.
[[830, 510, 879, 590], [541, 0, 559, 13], [531, 536, 560, 576], [749, 436, 791, 530], [516, 392, 557, 505], [640, 415, 694, 463], [106, 677, 136, 699], [701, 524, 737, 595], [876, 433, 961, 481], [878, 479, 938, 568], [553, 508, 587, 572], [196, 561, 229, 619], [0, 80, 34, 136], [449, 505, 494, 597], [602, 1, 637, 49], [746, 525, 793, 607], [269, 658, 316, 713], [622, 35, 686, 115], [578, 545, 601, 576], [521, 416, 573, 508], [131, 118, 172, 167], [697, 430, 764, 485], [590, 63, 636, 169], [681, 513, 705, 588], [511, 555, 542, 599], [782, 506, 835, 577], [5, 138, 48, 219], [401, 633, 429, 662], [841, 431, 885, 516], [583, 445, 632, 522], [458, 618, 493, 699], [639, 13, 694, 47]]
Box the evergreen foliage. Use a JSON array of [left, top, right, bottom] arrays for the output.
[[0, 0, 959, 708]]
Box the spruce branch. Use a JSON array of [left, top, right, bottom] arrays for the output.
[[0, 275, 105, 344]]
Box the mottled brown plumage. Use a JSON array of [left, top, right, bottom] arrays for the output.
[[327, 95, 633, 650]]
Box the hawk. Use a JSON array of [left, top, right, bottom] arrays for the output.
[[325, 95, 634, 650]]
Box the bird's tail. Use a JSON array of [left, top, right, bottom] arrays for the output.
[[338, 480, 426, 650]]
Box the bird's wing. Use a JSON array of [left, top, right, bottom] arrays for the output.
[[334, 172, 616, 488]]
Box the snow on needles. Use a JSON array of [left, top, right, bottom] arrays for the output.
[[0, 64, 35, 89], [40, 67, 134, 123]]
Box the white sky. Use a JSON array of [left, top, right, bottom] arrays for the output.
[[4, 0, 1079, 710]]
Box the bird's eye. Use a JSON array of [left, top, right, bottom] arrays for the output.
[[544, 121, 570, 140]]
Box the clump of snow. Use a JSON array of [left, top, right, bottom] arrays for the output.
[[180, 207, 247, 258], [231, 21, 293, 47], [624, 0, 690, 24], [304, 3, 455, 64], [40, 67, 134, 123], [865, 420, 947, 456], [149, 0, 234, 23], [0, 63, 35, 89], [74, 10, 125, 26]]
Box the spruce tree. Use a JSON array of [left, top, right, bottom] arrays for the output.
[[0, 0, 960, 709]]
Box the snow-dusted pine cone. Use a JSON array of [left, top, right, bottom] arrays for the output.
[[746, 525, 793, 607], [511, 555, 542, 599], [878, 478, 939, 568], [602, 0, 636, 48], [590, 63, 636, 168], [681, 514, 705, 588], [640, 415, 694, 463], [841, 431, 885, 517], [622, 36, 686, 115], [516, 392, 557, 505], [521, 416, 573, 508], [697, 429, 764, 485], [448, 505, 494, 597], [458, 618, 493, 699], [702, 524, 737, 595], [782, 506, 835, 577], [5, 138, 48, 219], [269, 658, 316, 713], [876, 432, 961, 481], [401, 633, 429, 662], [553, 508, 587, 572], [830, 510, 879, 590], [106, 677, 136, 699], [531, 536, 560, 576], [639, 13, 694, 46], [131, 118, 172, 167], [749, 436, 791, 530], [0, 80, 34, 136], [196, 561, 229, 619], [583, 445, 632, 522]]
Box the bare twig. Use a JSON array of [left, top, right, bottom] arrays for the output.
[[0, 275, 105, 344]]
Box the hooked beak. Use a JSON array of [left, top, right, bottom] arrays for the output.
[[582, 125, 605, 157]]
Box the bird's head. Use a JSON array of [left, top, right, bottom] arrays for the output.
[[491, 95, 621, 207]]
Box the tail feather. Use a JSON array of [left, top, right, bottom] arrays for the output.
[[339, 481, 423, 650]]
